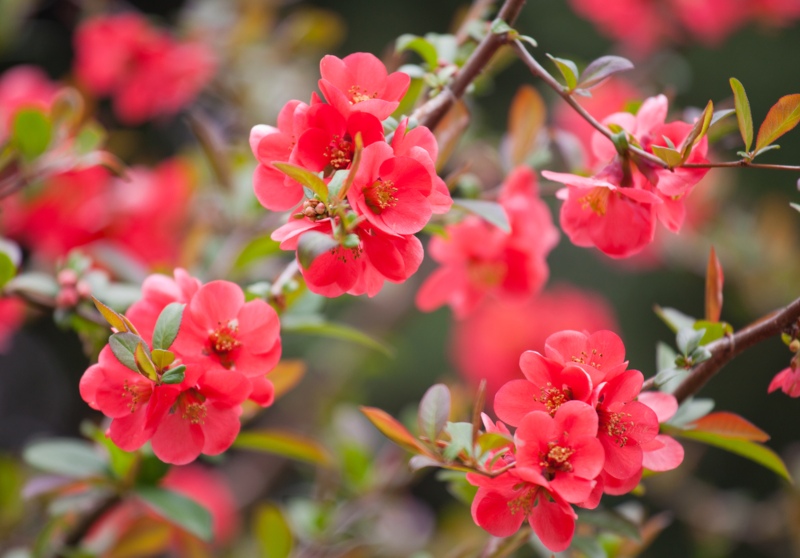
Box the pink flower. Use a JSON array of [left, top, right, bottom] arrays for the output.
[[125, 268, 202, 341], [514, 401, 605, 504], [0, 65, 59, 144], [416, 167, 558, 317], [768, 364, 800, 397], [391, 119, 453, 214], [638, 391, 685, 472], [318, 53, 410, 120], [272, 218, 423, 298], [542, 329, 629, 386], [74, 13, 216, 124], [468, 471, 577, 552], [0, 297, 24, 353], [451, 286, 618, 400], [347, 142, 433, 235]]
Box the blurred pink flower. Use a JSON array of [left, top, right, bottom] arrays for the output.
[[0, 65, 59, 143]]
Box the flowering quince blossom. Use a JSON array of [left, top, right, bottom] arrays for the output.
[[74, 13, 216, 124], [0, 65, 59, 143], [80, 271, 282, 464], [416, 166, 558, 317], [452, 285, 617, 400], [544, 95, 710, 258], [768, 363, 800, 397], [252, 51, 448, 298], [0, 297, 25, 352]]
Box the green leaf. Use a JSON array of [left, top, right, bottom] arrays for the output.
[[396, 34, 438, 69], [489, 18, 514, 35], [578, 509, 641, 541], [160, 364, 186, 385], [134, 342, 158, 382], [677, 327, 704, 356], [12, 108, 52, 160], [0, 251, 15, 289], [150, 349, 175, 370], [361, 406, 429, 455], [673, 429, 791, 482], [253, 503, 293, 558], [443, 421, 474, 462], [577, 55, 634, 90], [656, 342, 677, 372], [233, 429, 332, 466], [654, 305, 695, 333], [546, 54, 579, 90], [651, 145, 683, 168], [669, 397, 715, 427], [23, 439, 107, 478], [693, 320, 733, 345], [729, 78, 753, 152], [151, 302, 184, 351], [272, 162, 328, 203], [135, 487, 213, 541], [281, 315, 393, 356], [569, 536, 606, 558], [680, 100, 714, 160], [452, 198, 510, 232], [234, 235, 281, 271], [109, 332, 150, 374], [755, 93, 800, 154], [296, 231, 339, 271], [83, 423, 137, 481], [418, 384, 451, 444]]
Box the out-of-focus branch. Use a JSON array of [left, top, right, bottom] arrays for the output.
[[671, 295, 800, 404], [411, 0, 527, 131]]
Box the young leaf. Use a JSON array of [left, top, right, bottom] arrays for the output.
[[418, 384, 451, 444], [654, 305, 695, 333], [0, 251, 15, 289], [23, 439, 108, 479], [687, 411, 769, 442], [677, 327, 704, 356], [92, 296, 130, 333], [135, 487, 213, 541], [253, 503, 293, 558], [729, 78, 753, 152], [679, 100, 714, 160], [280, 315, 393, 356], [507, 84, 546, 167], [12, 108, 52, 160], [546, 54, 579, 90], [150, 349, 175, 370], [272, 162, 328, 203], [577, 55, 634, 90], [151, 302, 184, 351], [234, 235, 282, 271], [233, 429, 332, 466], [396, 34, 438, 69], [705, 246, 724, 323], [160, 364, 186, 385], [360, 406, 429, 455], [109, 332, 148, 372], [452, 198, 511, 232], [674, 429, 791, 482], [134, 342, 159, 382], [651, 145, 683, 168], [755, 93, 800, 154], [443, 421, 474, 461], [297, 231, 339, 271]]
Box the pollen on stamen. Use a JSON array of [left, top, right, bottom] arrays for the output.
[[348, 85, 378, 105], [182, 402, 207, 425], [363, 178, 398, 214], [578, 187, 611, 216]]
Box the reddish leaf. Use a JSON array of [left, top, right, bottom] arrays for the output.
[[679, 99, 713, 161], [755, 93, 800, 153], [507, 85, 546, 166], [360, 406, 429, 455], [704, 246, 724, 323], [688, 411, 769, 442]]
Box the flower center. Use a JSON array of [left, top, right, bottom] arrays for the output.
[[122, 380, 150, 413], [578, 187, 611, 216], [507, 485, 537, 515], [467, 259, 505, 288], [363, 178, 398, 214], [537, 382, 571, 415], [208, 322, 241, 369], [601, 410, 631, 447], [348, 85, 377, 104], [570, 348, 604, 369], [325, 134, 353, 170], [539, 442, 575, 478]]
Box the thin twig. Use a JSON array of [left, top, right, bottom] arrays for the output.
[[670, 296, 800, 404], [682, 160, 800, 171]]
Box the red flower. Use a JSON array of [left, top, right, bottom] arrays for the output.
[[0, 65, 58, 144], [347, 142, 433, 235], [416, 167, 557, 317], [542, 329, 629, 386], [125, 268, 201, 341], [468, 471, 576, 552], [0, 297, 24, 353], [638, 391, 685, 472], [514, 401, 604, 504], [74, 13, 215, 124], [768, 365, 800, 397], [391, 119, 453, 214], [451, 286, 617, 401], [318, 53, 410, 120]]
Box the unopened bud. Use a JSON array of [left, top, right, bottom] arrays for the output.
[[76, 280, 92, 298], [57, 269, 79, 287], [304, 207, 316, 218], [56, 288, 79, 308], [315, 203, 327, 215]]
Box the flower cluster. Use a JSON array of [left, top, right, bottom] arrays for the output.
[[252, 52, 451, 297], [416, 166, 558, 318], [74, 12, 216, 124], [569, 0, 800, 55], [80, 269, 281, 464], [469, 330, 683, 551], [544, 95, 710, 258]]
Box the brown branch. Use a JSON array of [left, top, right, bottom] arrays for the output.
[[671, 296, 800, 404], [682, 160, 800, 171], [412, 0, 527, 131]]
